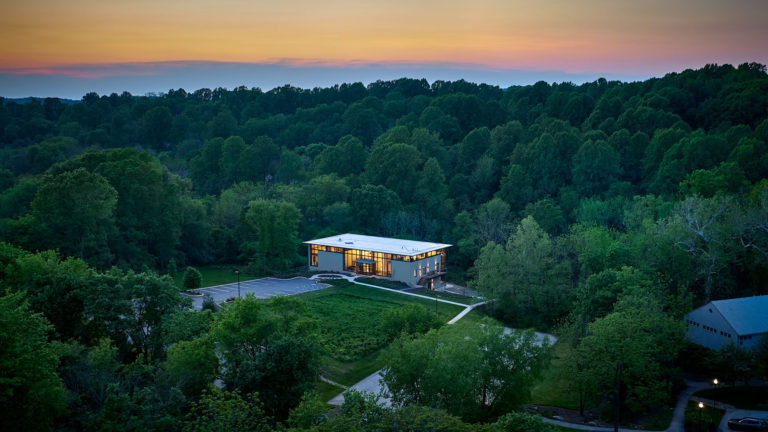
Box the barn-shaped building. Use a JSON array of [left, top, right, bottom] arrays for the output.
[[685, 295, 768, 350]]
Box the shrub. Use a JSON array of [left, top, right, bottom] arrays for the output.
[[381, 304, 441, 339], [201, 294, 217, 312], [183, 266, 202, 290]]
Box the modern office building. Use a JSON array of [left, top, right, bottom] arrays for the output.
[[305, 233, 451, 288], [685, 295, 768, 350]]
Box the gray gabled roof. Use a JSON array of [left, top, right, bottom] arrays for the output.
[[710, 295, 768, 336]]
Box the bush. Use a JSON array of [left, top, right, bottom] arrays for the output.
[[167, 258, 178, 277], [183, 266, 202, 290], [489, 412, 557, 432], [201, 294, 217, 312], [381, 304, 441, 339]]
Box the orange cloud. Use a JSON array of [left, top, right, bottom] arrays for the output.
[[1, 0, 766, 74]]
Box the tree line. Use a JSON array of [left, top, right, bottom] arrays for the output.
[[1, 63, 768, 430]]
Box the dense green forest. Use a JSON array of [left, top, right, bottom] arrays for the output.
[[2, 63, 768, 431]]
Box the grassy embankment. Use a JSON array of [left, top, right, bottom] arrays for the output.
[[407, 288, 482, 305], [355, 277, 482, 305], [530, 341, 580, 410], [173, 265, 256, 289], [299, 280, 465, 385]]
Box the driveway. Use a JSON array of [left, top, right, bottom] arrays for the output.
[[184, 277, 329, 310], [717, 409, 768, 432]]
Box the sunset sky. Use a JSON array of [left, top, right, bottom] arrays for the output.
[[2, 0, 767, 98]]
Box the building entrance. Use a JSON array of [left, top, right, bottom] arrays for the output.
[[353, 259, 376, 275]]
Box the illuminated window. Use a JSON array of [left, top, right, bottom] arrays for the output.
[[310, 245, 319, 266]]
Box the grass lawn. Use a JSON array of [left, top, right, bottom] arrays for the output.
[[408, 288, 481, 305], [642, 408, 675, 431], [684, 400, 725, 431], [694, 386, 768, 410], [453, 309, 490, 325], [173, 265, 256, 289], [355, 277, 409, 289], [297, 279, 466, 385], [530, 341, 581, 410], [320, 350, 387, 388], [315, 379, 346, 404]]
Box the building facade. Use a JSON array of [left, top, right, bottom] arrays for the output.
[[305, 233, 450, 287], [685, 295, 768, 350]]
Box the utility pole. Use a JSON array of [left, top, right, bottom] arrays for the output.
[[235, 269, 241, 298]]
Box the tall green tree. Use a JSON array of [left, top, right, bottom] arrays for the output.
[[573, 292, 683, 432], [572, 139, 622, 196], [183, 389, 270, 432], [0, 291, 66, 431], [31, 168, 117, 266], [211, 295, 319, 420], [364, 142, 422, 201], [51, 148, 184, 269], [382, 320, 549, 422], [14, 250, 91, 340], [474, 216, 571, 327], [243, 199, 302, 272]]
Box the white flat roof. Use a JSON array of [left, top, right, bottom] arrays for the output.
[[305, 233, 451, 256]]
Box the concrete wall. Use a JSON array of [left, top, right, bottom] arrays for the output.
[[391, 259, 417, 285], [686, 305, 738, 350], [390, 256, 443, 287]]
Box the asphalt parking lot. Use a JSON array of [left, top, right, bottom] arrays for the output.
[[184, 277, 330, 310]]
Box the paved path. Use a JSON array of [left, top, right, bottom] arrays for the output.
[[447, 301, 486, 324], [718, 409, 768, 432], [318, 273, 765, 429], [327, 300, 478, 406], [327, 295, 556, 407], [311, 273, 477, 308], [350, 280, 471, 307], [184, 277, 329, 310], [328, 370, 391, 407], [319, 274, 558, 408], [319, 375, 348, 390], [541, 379, 751, 432]]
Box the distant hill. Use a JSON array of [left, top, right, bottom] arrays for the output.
[[2, 96, 79, 105]]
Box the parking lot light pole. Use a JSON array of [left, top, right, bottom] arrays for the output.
[[235, 269, 241, 298], [698, 401, 704, 432], [712, 378, 719, 409]]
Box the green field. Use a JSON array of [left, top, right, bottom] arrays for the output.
[[315, 379, 346, 404], [408, 288, 481, 305], [355, 277, 409, 289], [298, 279, 467, 386], [299, 280, 464, 361], [530, 341, 581, 410], [173, 265, 256, 289]]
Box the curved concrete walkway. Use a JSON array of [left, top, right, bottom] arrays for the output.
[[319, 273, 559, 410], [540, 379, 755, 432], [326, 302, 475, 407], [310, 273, 478, 308], [718, 409, 768, 432]]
